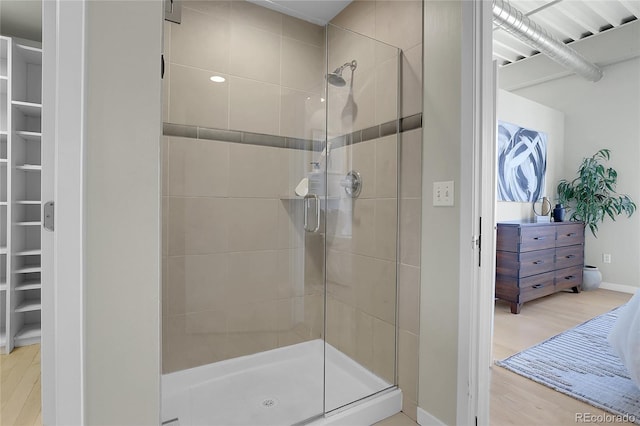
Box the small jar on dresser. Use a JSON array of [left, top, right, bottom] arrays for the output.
[[495, 220, 585, 314]]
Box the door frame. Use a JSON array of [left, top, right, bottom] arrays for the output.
[[41, 1, 86, 424]]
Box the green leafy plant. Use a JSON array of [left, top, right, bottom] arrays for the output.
[[557, 149, 636, 237]]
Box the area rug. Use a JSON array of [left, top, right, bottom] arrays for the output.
[[496, 307, 640, 424]]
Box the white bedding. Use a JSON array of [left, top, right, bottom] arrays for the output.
[[608, 290, 640, 389]]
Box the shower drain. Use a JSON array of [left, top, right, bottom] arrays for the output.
[[261, 398, 278, 408]]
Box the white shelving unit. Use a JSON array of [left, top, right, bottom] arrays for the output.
[[0, 36, 42, 353]]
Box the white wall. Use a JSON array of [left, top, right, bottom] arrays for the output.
[[496, 90, 565, 222], [84, 1, 162, 424], [419, 1, 462, 424], [515, 58, 640, 288]]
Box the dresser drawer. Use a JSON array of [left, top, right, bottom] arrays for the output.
[[519, 249, 556, 277], [519, 226, 556, 252], [520, 272, 556, 303], [555, 245, 584, 269], [556, 223, 584, 247], [555, 265, 583, 291]]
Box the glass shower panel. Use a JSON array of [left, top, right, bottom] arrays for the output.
[[161, 3, 327, 424], [324, 23, 400, 413]]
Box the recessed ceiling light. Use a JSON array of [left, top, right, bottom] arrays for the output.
[[210, 75, 226, 83]]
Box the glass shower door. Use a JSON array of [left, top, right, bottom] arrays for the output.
[[323, 24, 400, 413]]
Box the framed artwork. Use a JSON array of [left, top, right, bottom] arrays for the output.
[[497, 121, 547, 202]]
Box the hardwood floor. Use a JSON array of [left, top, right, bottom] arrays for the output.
[[491, 288, 634, 426], [0, 344, 42, 426], [0, 289, 634, 426]]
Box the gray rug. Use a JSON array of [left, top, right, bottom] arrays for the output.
[[496, 307, 640, 424]]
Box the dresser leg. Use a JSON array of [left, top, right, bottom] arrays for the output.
[[510, 303, 521, 314], [572, 286, 581, 293]]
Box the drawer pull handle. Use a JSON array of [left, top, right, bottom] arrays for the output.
[[533, 260, 544, 264], [565, 255, 576, 259], [564, 275, 575, 280], [532, 284, 543, 289], [566, 233, 576, 237], [533, 237, 545, 240]]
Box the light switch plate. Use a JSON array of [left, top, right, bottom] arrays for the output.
[[433, 181, 454, 206]]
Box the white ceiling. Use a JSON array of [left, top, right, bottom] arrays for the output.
[[494, 0, 640, 66], [247, 0, 352, 25]]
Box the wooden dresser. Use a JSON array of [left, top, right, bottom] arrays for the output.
[[496, 221, 585, 314]]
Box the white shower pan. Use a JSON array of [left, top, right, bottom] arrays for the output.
[[162, 339, 401, 425]]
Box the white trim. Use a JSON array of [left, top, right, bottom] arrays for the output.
[[417, 407, 447, 426], [599, 282, 639, 295], [42, 1, 86, 424]]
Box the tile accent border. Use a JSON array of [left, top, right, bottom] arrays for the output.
[[163, 113, 422, 151]]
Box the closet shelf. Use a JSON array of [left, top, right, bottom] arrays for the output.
[[16, 221, 42, 226], [15, 131, 41, 142], [0, 284, 6, 291], [16, 282, 41, 291], [0, 202, 7, 206], [15, 249, 41, 256], [12, 101, 42, 118], [16, 200, 41, 205], [15, 300, 41, 313], [16, 164, 42, 171], [15, 324, 41, 341], [0, 247, 6, 254], [15, 266, 41, 274]]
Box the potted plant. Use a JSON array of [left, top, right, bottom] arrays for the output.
[[557, 148, 637, 290]]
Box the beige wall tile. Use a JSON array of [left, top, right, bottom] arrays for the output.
[[375, 57, 400, 124], [228, 143, 288, 198], [229, 77, 280, 135], [163, 313, 227, 373], [170, 7, 230, 72], [163, 197, 169, 256], [226, 299, 278, 333], [326, 296, 356, 357], [276, 249, 305, 299], [327, 23, 376, 76], [277, 199, 304, 250], [398, 329, 419, 402], [330, 0, 376, 40], [400, 198, 421, 267], [281, 38, 324, 93], [163, 20, 172, 62], [280, 87, 325, 140], [283, 15, 325, 47], [162, 137, 169, 196], [230, 1, 282, 35], [163, 22, 171, 122], [402, 399, 419, 422], [326, 249, 356, 305], [182, 1, 231, 18], [401, 129, 422, 199], [304, 293, 324, 339], [229, 24, 280, 84], [227, 251, 279, 305], [304, 233, 325, 290], [227, 198, 278, 251], [352, 199, 376, 257], [355, 309, 375, 371], [168, 196, 229, 255], [351, 141, 376, 199], [372, 317, 395, 383], [169, 64, 229, 129], [375, 198, 398, 261], [166, 254, 228, 316], [375, 1, 423, 51], [375, 136, 398, 198], [226, 331, 278, 359], [399, 264, 420, 335], [355, 255, 396, 324], [402, 43, 423, 117], [168, 137, 229, 197]]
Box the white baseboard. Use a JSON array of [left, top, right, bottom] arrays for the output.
[[599, 281, 639, 295], [417, 407, 446, 426]]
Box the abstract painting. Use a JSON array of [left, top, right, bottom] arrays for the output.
[[497, 121, 547, 202]]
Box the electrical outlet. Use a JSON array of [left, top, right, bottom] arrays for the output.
[[603, 253, 612, 264], [433, 181, 454, 206]]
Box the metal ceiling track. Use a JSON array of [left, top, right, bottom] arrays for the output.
[[492, 0, 604, 82]]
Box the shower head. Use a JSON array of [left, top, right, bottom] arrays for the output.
[[326, 60, 357, 87]]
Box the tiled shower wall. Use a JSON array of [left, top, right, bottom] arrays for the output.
[[162, 1, 327, 373], [330, 1, 423, 420]]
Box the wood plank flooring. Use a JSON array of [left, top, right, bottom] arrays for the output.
[[491, 288, 634, 426], [0, 344, 41, 426], [0, 289, 634, 425]]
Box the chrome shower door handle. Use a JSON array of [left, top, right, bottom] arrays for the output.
[[303, 194, 320, 233]]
